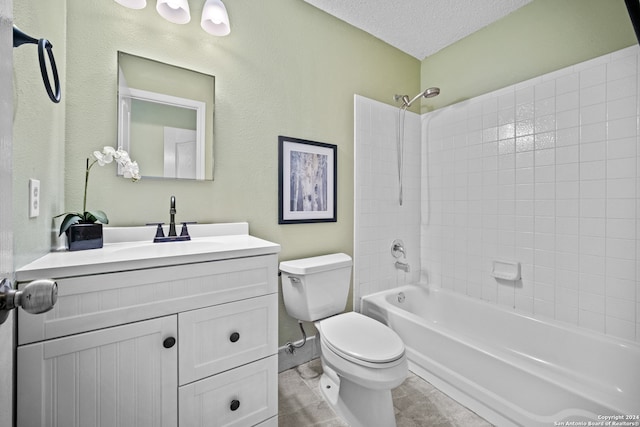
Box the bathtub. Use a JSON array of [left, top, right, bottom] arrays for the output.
[[361, 284, 640, 427]]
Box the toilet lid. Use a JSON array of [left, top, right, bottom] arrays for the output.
[[319, 312, 405, 364]]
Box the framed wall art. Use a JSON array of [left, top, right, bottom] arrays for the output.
[[278, 136, 337, 224]]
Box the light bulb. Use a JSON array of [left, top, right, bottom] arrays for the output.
[[201, 0, 230, 36], [208, 6, 225, 24], [156, 0, 190, 24], [114, 0, 147, 9]]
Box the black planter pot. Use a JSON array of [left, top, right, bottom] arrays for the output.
[[66, 223, 103, 251]]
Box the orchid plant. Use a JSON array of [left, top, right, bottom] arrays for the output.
[[57, 146, 141, 236]]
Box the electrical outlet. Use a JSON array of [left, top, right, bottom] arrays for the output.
[[29, 179, 40, 218]]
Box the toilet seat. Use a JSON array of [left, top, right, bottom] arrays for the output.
[[318, 312, 405, 365]]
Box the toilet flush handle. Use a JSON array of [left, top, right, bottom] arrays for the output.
[[288, 276, 302, 285]]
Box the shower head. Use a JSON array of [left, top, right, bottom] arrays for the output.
[[394, 87, 440, 108], [423, 87, 440, 98]]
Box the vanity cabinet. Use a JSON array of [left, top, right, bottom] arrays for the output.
[[16, 232, 280, 427]]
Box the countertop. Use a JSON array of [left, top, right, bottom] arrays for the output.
[[16, 222, 281, 281]]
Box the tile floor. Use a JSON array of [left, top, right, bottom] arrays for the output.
[[278, 358, 493, 427]]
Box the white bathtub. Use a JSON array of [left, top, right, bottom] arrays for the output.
[[361, 284, 640, 427]]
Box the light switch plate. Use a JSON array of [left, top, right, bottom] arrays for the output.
[[29, 179, 40, 218]]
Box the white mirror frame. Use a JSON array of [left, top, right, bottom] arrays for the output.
[[118, 87, 206, 180]]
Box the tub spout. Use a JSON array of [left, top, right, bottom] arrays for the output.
[[395, 260, 410, 272]]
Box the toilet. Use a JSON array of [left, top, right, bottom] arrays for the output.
[[279, 253, 407, 427]]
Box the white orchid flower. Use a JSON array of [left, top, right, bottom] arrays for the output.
[[57, 145, 141, 239], [93, 148, 114, 166], [93, 154, 110, 166], [122, 161, 141, 181], [114, 147, 130, 162]]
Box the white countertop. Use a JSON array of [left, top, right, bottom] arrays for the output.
[[16, 223, 280, 281]]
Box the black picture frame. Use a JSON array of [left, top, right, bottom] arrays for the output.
[[278, 136, 337, 224]]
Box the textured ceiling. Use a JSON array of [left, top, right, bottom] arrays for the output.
[[303, 0, 533, 60]]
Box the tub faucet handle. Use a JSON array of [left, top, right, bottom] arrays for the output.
[[391, 239, 406, 259]]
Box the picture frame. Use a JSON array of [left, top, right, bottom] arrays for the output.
[[278, 136, 337, 224]]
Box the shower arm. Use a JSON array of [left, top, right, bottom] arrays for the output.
[[404, 92, 425, 108]]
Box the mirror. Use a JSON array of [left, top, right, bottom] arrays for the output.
[[117, 52, 215, 180]]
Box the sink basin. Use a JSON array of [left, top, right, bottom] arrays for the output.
[[113, 240, 222, 257]]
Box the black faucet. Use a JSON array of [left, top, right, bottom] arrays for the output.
[[148, 196, 195, 243], [169, 195, 177, 237]]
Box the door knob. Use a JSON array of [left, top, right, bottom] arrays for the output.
[[0, 278, 57, 325]]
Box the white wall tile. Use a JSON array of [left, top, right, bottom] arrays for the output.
[[607, 137, 636, 159], [419, 46, 640, 342], [608, 116, 637, 140], [354, 95, 422, 310], [580, 84, 606, 107], [580, 64, 607, 88], [607, 75, 637, 101]]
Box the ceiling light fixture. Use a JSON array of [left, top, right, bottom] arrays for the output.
[[114, 0, 230, 36], [114, 0, 147, 9], [156, 0, 191, 24], [201, 0, 231, 36]]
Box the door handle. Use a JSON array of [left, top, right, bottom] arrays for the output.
[[0, 278, 57, 325]]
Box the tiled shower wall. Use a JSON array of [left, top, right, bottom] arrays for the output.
[[422, 46, 640, 342], [354, 95, 422, 310]]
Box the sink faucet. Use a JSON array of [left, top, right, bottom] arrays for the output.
[[148, 196, 195, 243], [169, 196, 177, 237]]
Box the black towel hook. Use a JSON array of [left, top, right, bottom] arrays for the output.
[[13, 25, 61, 104]]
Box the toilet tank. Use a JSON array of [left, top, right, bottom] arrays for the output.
[[279, 253, 352, 322]]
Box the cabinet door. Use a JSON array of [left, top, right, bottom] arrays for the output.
[[17, 316, 178, 427], [179, 294, 277, 385], [179, 355, 277, 427]]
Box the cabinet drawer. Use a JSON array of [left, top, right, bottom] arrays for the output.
[[179, 355, 277, 427], [19, 254, 278, 345], [179, 294, 277, 385]]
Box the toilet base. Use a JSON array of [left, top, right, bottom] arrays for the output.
[[319, 365, 397, 427]]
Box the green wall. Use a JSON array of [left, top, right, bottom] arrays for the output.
[[13, 0, 66, 268], [12, 0, 637, 348], [420, 0, 637, 112]]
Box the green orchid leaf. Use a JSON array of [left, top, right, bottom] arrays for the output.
[[87, 210, 109, 224], [54, 211, 81, 219], [58, 214, 82, 236]]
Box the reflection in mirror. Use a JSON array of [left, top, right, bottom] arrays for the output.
[[117, 52, 215, 180]]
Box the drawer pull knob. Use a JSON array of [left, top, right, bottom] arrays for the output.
[[229, 332, 240, 343], [163, 337, 176, 348], [230, 399, 240, 411]]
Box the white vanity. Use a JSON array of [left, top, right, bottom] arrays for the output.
[[15, 223, 280, 427]]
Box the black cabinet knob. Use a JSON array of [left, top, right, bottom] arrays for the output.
[[229, 332, 240, 343], [230, 399, 240, 411], [163, 337, 176, 348]]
